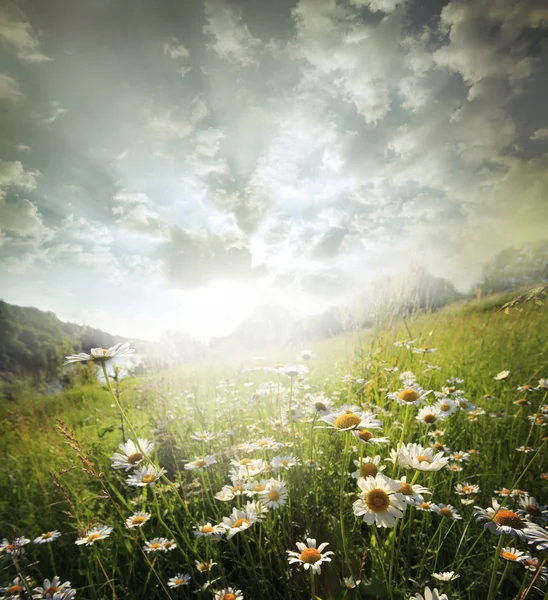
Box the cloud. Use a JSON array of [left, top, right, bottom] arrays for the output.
[[0, 5, 52, 63], [147, 95, 209, 139], [160, 226, 265, 289], [111, 190, 165, 236], [531, 128, 548, 141], [163, 39, 190, 59], [0, 160, 38, 197], [0, 73, 24, 105], [350, 0, 406, 13], [0, 197, 48, 237], [203, 0, 262, 66], [42, 101, 66, 125]]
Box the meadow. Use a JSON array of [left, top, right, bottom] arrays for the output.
[[1, 296, 547, 600]]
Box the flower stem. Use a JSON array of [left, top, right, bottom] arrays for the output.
[[487, 534, 505, 600]]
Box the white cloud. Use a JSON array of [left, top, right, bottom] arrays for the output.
[[350, 0, 405, 13], [0, 73, 23, 104], [163, 39, 190, 59], [42, 101, 66, 125], [0, 160, 39, 196], [0, 5, 52, 63], [203, 0, 261, 66], [0, 197, 47, 237], [147, 95, 209, 139], [531, 128, 548, 141]]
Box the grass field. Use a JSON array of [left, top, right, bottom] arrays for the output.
[[1, 297, 547, 600]]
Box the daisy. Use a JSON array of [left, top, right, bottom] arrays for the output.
[[432, 571, 459, 581], [193, 522, 223, 538], [0, 537, 30, 556], [260, 480, 288, 509], [412, 347, 438, 355], [125, 512, 151, 528], [344, 576, 361, 589], [433, 504, 462, 521], [126, 464, 166, 487], [297, 349, 315, 360], [244, 479, 269, 497], [32, 577, 74, 599], [518, 495, 548, 522], [168, 573, 191, 589], [75, 525, 113, 546], [397, 444, 449, 472], [143, 537, 168, 553], [455, 483, 480, 496], [319, 409, 381, 432], [523, 526, 548, 550], [287, 538, 334, 574], [434, 398, 457, 417], [251, 437, 281, 451], [351, 429, 390, 445], [394, 340, 415, 348], [1, 577, 32, 599], [450, 451, 470, 463], [409, 586, 447, 600], [416, 406, 442, 425], [353, 473, 406, 528], [387, 386, 431, 407], [190, 431, 215, 442], [64, 342, 134, 364], [351, 455, 386, 479], [396, 475, 431, 506], [184, 455, 217, 471], [195, 560, 217, 573], [213, 587, 244, 600], [271, 454, 299, 470], [221, 505, 259, 539], [474, 499, 536, 539], [494, 370, 510, 381], [499, 546, 530, 562], [111, 438, 154, 471], [33, 530, 61, 544]]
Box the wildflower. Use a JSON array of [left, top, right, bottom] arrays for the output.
[[397, 443, 449, 472], [260, 480, 288, 509], [396, 475, 431, 506], [432, 571, 459, 581], [353, 473, 406, 528], [450, 451, 470, 463], [351, 428, 390, 445], [342, 374, 365, 384], [318, 409, 381, 432], [190, 431, 216, 442], [64, 342, 134, 364], [126, 464, 166, 487], [499, 546, 530, 562], [351, 455, 386, 479], [514, 398, 531, 407], [417, 501, 435, 512], [286, 538, 334, 574], [413, 347, 438, 355], [32, 577, 74, 599], [434, 399, 457, 417], [184, 455, 217, 471], [344, 576, 361, 589], [516, 446, 536, 453], [1, 577, 32, 599], [213, 587, 244, 600], [33, 531, 61, 544], [125, 512, 151, 528], [388, 386, 431, 407], [416, 406, 442, 425], [474, 499, 541, 539], [455, 483, 480, 496], [271, 454, 299, 470], [409, 587, 448, 600], [0, 537, 30, 557], [517, 384, 537, 392], [518, 495, 548, 522], [195, 560, 217, 572], [433, 504, 462, 521], [221, 504, 260, 539], [168, 573, 191, 588], [193, 522, 223, 538], [494, 370, 510, 380], [297, 349, 315, 361], [75, 525, 113, 546], [143, 537, 168, 553], [111, 438, 154, 471], [394, 340, 415, 348]]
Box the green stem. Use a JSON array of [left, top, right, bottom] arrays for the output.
[[487, 534, 505, 600]]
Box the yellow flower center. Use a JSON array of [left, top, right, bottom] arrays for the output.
[[233, 518, 248, 528], [433, 443, 445, 451], [493, 510, 524, 529], [440, 403, 450, 411], [415, 455, 431, 464], [141, 474, 157, 484], [398, 389, 420, 402], [501, 551, 519, 561], [315, 402, 327, 412], [43, 587, 60, 595], [198, 563, 209, 572], [524, 504, 542, 517], [422, 413, 437, 423], [151, 542, 162, 549], [360, 463, 378, 478], [231, 486, 243, 494], [439, 508, 454, 518], [6, 586, 22, 597], [164, 541, 174, 548], [239, 458, 252, 465], [253, 484, 266, 492], [365, 489, 390, 512], [358, 430, 374, 441], [175, 579, 184, 585], [268, 490, 281, 502], [201, 525, 215, 534], [454, 453, 463, 460], [458, 401, 468, 409], [87, 533, 102, 542], [398, 482, 413, 495], [194, 460, 208, 468], [42, 532, 53, 539], [222, 594, 237, 600], [334, 412, 361, 429], [515, 398, 528, 406], [420, 502, 431, 509], [131, 516, 147, 525], [127, 452, 144, 464], [461, 486, 473, 494], [299, 548, 322, 564], [522, 385, 533, 390]]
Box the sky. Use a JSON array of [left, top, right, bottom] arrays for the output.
[[1, 0, 548, 342]]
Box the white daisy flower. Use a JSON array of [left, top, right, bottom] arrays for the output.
[[260, 479, 288, 509], [126, 464, 166, 487], [455, 483, 480, 496], [195, 560, 217, 572], [387, 386, 431, 407], [125, 512, 151, 528], [396, 475, 431, 506], [213, 587, 244, 600], [286, 538, 334, 574], [353, 473, 406, 528], [394, 340, 415, 348], [318, 410, 382, 432], [409, 587, 448, 600], [32, 576, 74, 599], [64, 342, 134, 364], [344, 575, 361, 589], [111, 438, 154, 471], [416, 406, 442, 425], [190, 431, 216, 442], [33, 530, 61, 544], [499, 546, 530, 562], [432, 571, 459, 581], [412, 347, 438, 355], [523, 526, 548, 550], [271, 454, 299, 470], [351, 455, 386, 479], [297, 349, 315, 361], [474, 499, 542, 540], [0, 537, 30, 557], [351, 429, 390, 445], [221, 505, 259, 539], [184, 455, 217, 471], [244, 479, 269, 497], [494, 370, 510, 380], [396, 443, 449, 472], [1, 577, 33, 599], [168, 573, 191, 588], [450, 451, 470, 462], [433, 504, 462, 521], [434, 398, 457, 417], [75, 525, 113, 546], [143, 537, 175, 553], [193, 522, 223, 538]]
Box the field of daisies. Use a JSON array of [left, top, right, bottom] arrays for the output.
[[1, 297, 547, 600]]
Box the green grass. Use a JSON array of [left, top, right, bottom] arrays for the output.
[[1, 299, 547, 599]]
